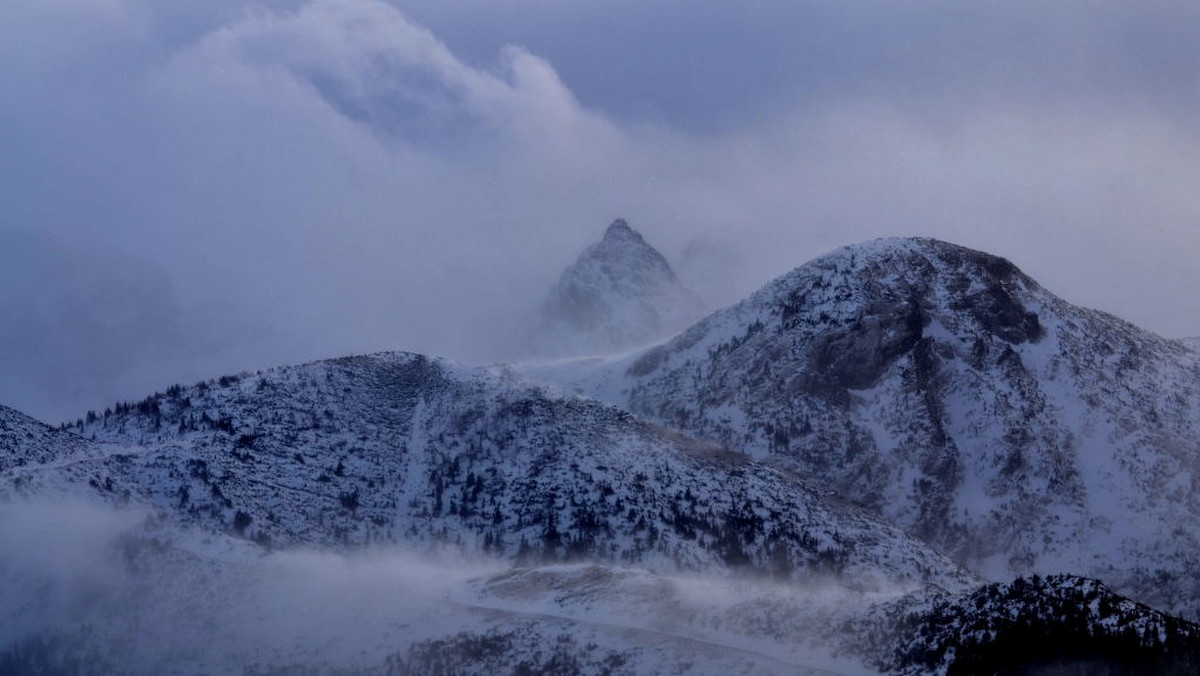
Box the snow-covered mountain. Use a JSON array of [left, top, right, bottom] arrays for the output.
[[523, 237, 1200, 619], [5, 235, 1200, 673], [0, 404, 94, 473], [530, 219, 704, 357], [0, 351, 980, 675], [855, 573, 1200, 675], [1179, 336, 1200, 353], [7, 352, 971, 591]]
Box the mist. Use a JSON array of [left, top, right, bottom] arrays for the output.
[[0, 498, 890, 675], [4, 0, 1200, 422]]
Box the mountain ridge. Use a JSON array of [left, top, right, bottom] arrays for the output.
[[7, 351, 973, 593], [5, 235, 1200, 673], [519, 236, 1200, 618]]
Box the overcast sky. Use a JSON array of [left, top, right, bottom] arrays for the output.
[[3, 0, 1200, 422]]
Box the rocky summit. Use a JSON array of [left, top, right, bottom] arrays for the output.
[[530, 219, 704, 357]]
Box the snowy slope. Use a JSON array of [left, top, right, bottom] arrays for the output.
[[854, 574, 1200, 675], [4, 352, 972, 592], [530, 219, 704, 357], [0, 405, 94, 473], [4, 341, 1200, 673], [1178, 336, 1200, 353], [0, 350, 975, 676], [521, 237, 1200, 618]]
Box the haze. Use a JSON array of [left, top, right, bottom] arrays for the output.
[[4, 0, 1200, 422]]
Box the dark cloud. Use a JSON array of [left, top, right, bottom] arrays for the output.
[[397, 0, 1200, 133], [2, 0, 1199, 421]]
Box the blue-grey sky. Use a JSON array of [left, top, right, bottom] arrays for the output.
[[3, 0, 1200, 421]]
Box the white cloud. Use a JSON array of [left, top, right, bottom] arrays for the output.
[[3, 0, 1200, 421]]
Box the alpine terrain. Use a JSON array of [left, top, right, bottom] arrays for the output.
[[3, 236, 1200, 674], [524, 237, 1200, 620]]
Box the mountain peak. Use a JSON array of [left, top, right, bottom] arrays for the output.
[[592, 218, 660, 263], [603, 217, 636, 240], [528, 219, 704, 357]]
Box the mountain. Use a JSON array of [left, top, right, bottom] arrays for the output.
[[0, 351, 981, 675], [1179, 337, 1200, 352], [4, 346, 1199, 673], [6, 235, 1200, 673], [530, 219, 704, 357], [0, 404, 95, 474], [522, 237, 1200, 619], [6, 352, 971, 591], [856, 574, 1200, 675]]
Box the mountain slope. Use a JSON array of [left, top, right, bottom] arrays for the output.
[[856, 574, 1200, 675], [522, 237, 1200, 618], [531, 219, 704, 357], [5, 342, 1200, 673], [4, 352, 972, 592], [0, 404, 95, 473]]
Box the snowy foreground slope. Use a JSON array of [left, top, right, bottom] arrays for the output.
[[529, 218, 704, 357], [4, 408, 1199, 673], [520, 237, 1200, 619], [5, 349, 1200, 673], [23, 352, 971, 589]]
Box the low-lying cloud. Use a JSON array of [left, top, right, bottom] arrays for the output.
[[0, 498, 886, 674], [3, 0, 1199, 422]]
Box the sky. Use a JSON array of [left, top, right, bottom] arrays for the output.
[[3, 0, 1200, 422]]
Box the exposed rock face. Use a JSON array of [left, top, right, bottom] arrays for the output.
[[531, 219, 704, 357], [533, 237, 1200, 618]]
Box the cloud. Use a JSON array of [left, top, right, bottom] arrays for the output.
[[0, 498, 143, 645], [0, 497, 506, 672], [0, 0, 633, 420], [397, 0, 1200, 133], [2, 0, 1200, 421]]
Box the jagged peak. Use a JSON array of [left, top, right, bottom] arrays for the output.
[[586, 217, 663, 265], [530, 219, 703, 357], [603, 217, 637, 241]]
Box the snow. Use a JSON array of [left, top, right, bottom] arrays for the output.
[[527, 219, 705, 358], [3, 236, 1200, 672], [517, 236, 1200, 619]]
